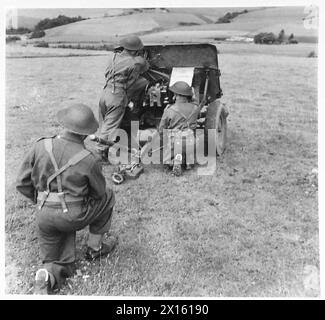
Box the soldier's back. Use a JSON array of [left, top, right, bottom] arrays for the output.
[[32, 135, 96, 198], [167, 101, 200, 130]]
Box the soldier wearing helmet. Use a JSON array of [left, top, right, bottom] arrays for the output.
[[96, 35, 149, 161], [139, 81, 200, 176], [159, 81, 200, 176], [16, 104, 118, 294]]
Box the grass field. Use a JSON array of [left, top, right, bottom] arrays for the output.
[[5, 44, 318, 296], [6, 43, 109, 58]]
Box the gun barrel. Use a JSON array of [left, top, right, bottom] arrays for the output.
[[89, 135, 114, 146], [89, 135, 139, 155]]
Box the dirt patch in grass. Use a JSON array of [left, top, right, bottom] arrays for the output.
[[5, 49, 318, 296]]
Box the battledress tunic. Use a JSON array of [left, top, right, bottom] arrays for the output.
[[97, 50, 149, 151], [16, 131, 115, 287]]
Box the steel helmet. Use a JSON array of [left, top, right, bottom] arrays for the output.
[[169, 81, 193, 97], [56, 103, 99, 135], [119, 35, 144, 51]]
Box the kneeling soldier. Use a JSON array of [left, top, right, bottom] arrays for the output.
[[16, 103, 118, 294], [159, 81, 200, 176]]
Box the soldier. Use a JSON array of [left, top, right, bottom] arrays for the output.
[[97, 35, 149, 161], [16, 104, 118, 294], [159, 81, 200, 176], [140, 81, 200, 176]]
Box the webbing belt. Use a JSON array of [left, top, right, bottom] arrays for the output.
[[167, 129, 194, 139], [38, 138, 90, 213], [37, 192, 84, 203]]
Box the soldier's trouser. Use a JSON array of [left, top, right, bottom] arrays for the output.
[[36, 188, 115, 288], [97, 78, 148, 155], [163, 133, 196, 166], [97, 88, 128, 154]]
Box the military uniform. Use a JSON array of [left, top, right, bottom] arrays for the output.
[[159, 101, 200, 166], [97, 50, 149, 154], [16, 106, 115, 287]]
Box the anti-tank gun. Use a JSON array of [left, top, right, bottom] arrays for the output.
[[121, 43, 228, 156]]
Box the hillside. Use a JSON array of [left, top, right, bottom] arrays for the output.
[[41, 12, 207, 43], [8, 7, 318, 44], [6, 8, 124, 28], [144, 7, 317, 43]]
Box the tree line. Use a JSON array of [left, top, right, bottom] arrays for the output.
[[6, 15, 87, 39]]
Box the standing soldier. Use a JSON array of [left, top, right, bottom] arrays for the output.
[[16, 104, 118, 294], [96, 35, 149, 161]]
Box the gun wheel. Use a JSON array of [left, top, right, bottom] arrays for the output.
[[204, 100, 228, 156]]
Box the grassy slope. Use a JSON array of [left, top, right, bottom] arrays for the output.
[[150, 7, 317, 43], [35, 7, 317, 43], [42, 13, 206, 43], [5, 48, 318, 296]]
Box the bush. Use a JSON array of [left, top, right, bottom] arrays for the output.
[[215, 9, 248, 24], [35, 15, 87, 31], [254, 32, 277, 44], [255, 30, 299, 45], [34, 41, 49, 48], [308, 51, 317, 58], [30, 30, 46, 39], [6, 35, 21, 43], [178, 22, 200, 26], [57, 43, 114, 51], [216, 16, 231, 24], [6, 27, 31, 35], [278, 29, 285, 43], [160, 8, 170, 12], [287, 33, 298, 44]]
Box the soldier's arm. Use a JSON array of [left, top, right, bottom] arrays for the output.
[[134, 56, 150, 74], [158, 109, 170, 134], [88, 160, 107, 200], [104, 53, 115, 79], [16, 146, 37, 203], [191, 105, 201, 129]]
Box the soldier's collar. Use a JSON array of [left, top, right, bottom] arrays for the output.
[[58, 132, 85, 145], [120, 50, 132, 57]]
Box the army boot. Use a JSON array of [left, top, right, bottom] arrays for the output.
[[34, 268, 54, 295], [171, 154, 183, 176], [85, 235, 118, 261]]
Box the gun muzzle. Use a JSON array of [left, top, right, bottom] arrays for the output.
[[90, 135, 139, 156], [89, 135, 114, 146]]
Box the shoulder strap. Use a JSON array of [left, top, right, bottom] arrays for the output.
[[169, 105, 194, 130], [187, 105, 199, 121], [36, 135, 56, 142], [44, 138, 63, 193], [44, 139, 91, 191], [41, 139, 90, 213]]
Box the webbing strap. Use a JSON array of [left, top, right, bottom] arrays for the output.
[[40, 138, 90, 212], [45, 147, 90, 189], [42, 138, 66, 212], [169, 106, 198, 131], [44, 139, 63, 193]]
